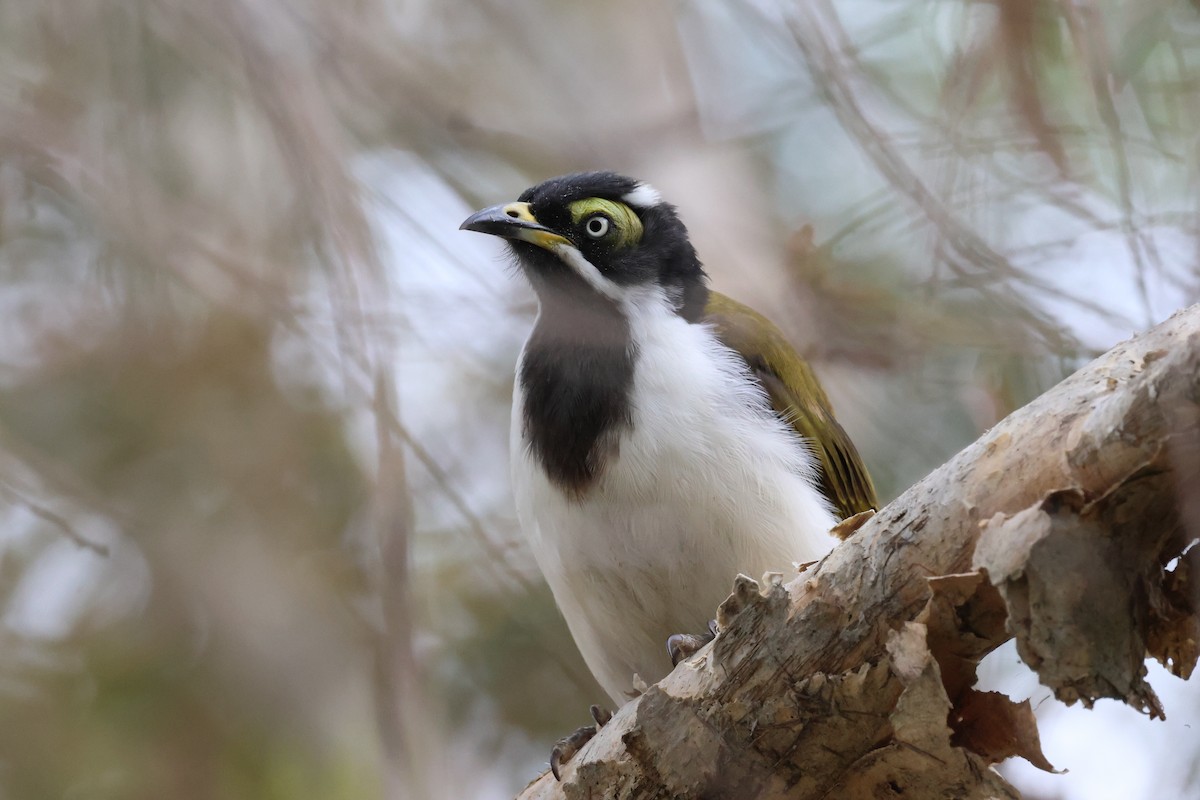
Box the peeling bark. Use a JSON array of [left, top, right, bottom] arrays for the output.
[[516, 305, 1200, 800]]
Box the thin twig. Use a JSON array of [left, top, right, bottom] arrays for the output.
[[0, 478, 110, 556]]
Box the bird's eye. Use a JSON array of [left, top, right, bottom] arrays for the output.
[[584, 215, 610, 239]]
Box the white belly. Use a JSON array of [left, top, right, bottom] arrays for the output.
[[511, 291, 837, 704]]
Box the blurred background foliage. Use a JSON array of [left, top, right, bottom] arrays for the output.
[[0, 0, 1198, 798]]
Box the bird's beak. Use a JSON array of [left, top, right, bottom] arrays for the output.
[[459, 202, 571, 250]]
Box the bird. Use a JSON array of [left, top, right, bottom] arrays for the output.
[[460, 171, 876, 771]]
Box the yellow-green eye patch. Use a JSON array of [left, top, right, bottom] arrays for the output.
[[567, 198, 643, 249]]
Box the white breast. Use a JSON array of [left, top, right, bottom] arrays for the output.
[[511, 288, 837, 704]]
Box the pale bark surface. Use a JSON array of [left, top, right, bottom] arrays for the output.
[[516, 305, 1200, 800]]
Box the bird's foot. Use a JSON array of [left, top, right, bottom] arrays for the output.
[[666, 618, 719, 666], [549, 704, 612, 781]]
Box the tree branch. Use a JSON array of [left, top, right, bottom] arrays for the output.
[[517, 304, 1200, 799]]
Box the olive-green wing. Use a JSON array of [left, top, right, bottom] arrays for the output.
[[703, 291, 877, 519]]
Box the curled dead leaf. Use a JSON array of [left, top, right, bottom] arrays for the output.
[[950, 690, 1057, 772]]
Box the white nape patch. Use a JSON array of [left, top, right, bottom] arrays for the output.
[[550, 242, 625, 302], [510, 285, 837, 704], [622, 182, 663, 208]]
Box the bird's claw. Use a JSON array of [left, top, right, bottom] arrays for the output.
[[549, 704, 611, 781], [549, 727, 593, 782], [666, 618, 719, 666]]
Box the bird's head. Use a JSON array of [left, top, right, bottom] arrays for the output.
[[460, 172, 708, 318]]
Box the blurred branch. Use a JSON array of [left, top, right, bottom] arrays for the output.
[[1061, 1, 1160, 321], [370, 374, 424, 799], [519, 305, 1200, 799], [0, 476, 108, 556], [785, 1, 1079, 354], [0, 425, 137, 542]]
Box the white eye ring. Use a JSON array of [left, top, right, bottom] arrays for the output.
[[584, 215, 610, 238]]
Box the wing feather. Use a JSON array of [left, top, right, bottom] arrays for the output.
[[703, 291, 877, 519]]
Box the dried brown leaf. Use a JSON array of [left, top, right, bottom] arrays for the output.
[[866, 623, 1023, 799], [914, 571, 1057, 773], [1146, 545, 1200, 680], [950, 689, 1056, 772], [920, 572, 1010, 702]]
